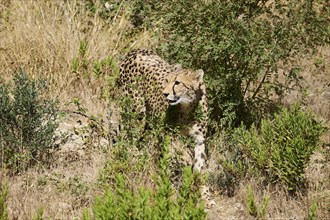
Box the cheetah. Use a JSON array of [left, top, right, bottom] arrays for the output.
[[118, 49, 214, 207]]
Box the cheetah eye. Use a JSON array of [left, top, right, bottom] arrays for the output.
[[174, 80, 181, 85]]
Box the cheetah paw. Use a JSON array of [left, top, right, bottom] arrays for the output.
[[201, 186, 216, 209], [205, 199, 216, 209]]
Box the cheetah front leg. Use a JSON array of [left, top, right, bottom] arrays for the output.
[[190, 124, 206, 173], [190, 124, 216, 209]]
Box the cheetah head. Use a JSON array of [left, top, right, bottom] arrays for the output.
[[163, 69, 204, 106]]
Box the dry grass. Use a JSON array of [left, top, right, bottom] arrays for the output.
[[0, 0, 156, 108]]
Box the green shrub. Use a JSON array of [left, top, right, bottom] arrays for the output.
[[85, 135, 206, 220], [246, 185, 269, 219], [232, 106, 323, 192], [0, 72, 58, 172], [131, 0, 329, 128]]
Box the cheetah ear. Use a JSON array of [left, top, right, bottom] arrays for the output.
[[173, 64, 182, 71], [194, 69, 204, 83]]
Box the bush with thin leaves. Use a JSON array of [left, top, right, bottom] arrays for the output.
[[0, 72, 58, 172], [232, 106, 323, 192]]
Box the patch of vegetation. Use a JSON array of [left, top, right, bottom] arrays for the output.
[[82, 0, 123, 22], [116, 95, 147, 144], [32, 208, 44, 220], [71, 40, 88, 76], [0, 72, 59, 173], [228, 106, 323, 192], [246, 185, 269, 219], [0, 182, 8, 220], [308, 201, 318, 220], [85, 135, 205, 220]]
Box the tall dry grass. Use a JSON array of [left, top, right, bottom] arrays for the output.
[[0, 0, 156, 104]]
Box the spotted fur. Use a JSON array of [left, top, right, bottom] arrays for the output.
[[118, 49, 215, 207]]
